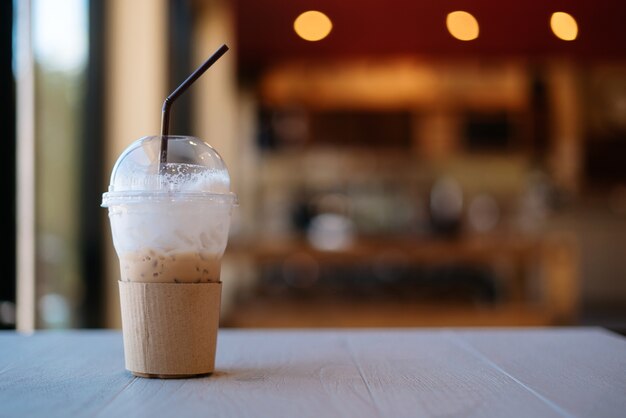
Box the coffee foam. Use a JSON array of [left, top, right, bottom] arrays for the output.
[[114, 163, 230, 194]]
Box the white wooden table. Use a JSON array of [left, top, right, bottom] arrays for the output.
[[1, 328, 625, 417]]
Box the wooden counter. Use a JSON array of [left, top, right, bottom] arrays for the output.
[[1, 328, 624, 417]]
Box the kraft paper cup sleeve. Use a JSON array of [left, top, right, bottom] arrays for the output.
[[119, 281, 222, 378]]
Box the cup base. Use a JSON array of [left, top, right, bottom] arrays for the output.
[[131, 371, 213, 379]]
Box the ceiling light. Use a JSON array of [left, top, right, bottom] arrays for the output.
[[294, 11, 332, 42], [550, 12, 578, 41], [446, 11, 479, 41]]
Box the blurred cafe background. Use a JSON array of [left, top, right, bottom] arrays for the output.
[[2, 0, 626, 332]]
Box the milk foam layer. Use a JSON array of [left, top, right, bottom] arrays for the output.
[[108, 201, 232, 255]]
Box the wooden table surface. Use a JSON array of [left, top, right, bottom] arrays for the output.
[[1, 328, 625, 418]]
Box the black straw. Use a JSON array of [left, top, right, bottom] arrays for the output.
[[159, 44, 229, 172]]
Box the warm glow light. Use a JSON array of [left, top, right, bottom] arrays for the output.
[[550, 12, 578, 41], [446, 11, 479, 41], [294, 10, 332, 41]]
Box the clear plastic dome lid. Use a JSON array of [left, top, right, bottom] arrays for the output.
[[102, 136, 237, 207]]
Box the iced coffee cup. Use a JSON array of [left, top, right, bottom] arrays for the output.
[[102, 135, 237, 378]]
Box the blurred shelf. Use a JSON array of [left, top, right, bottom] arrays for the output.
[[230, 234, 539, 264], [223, 299, 553, 328], [225, 233, 580, 327]]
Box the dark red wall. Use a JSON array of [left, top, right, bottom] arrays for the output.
[[235, 0, 626, 68]]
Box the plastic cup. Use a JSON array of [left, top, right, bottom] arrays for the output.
[[102, 135, 237, 378]]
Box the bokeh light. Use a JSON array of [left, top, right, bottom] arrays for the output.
[[550, 12, 578, 41], [294, 10, 333, 42], [446, 11, 479, 41]]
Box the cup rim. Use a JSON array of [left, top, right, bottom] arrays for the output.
[[101, 191, 238, 207]]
